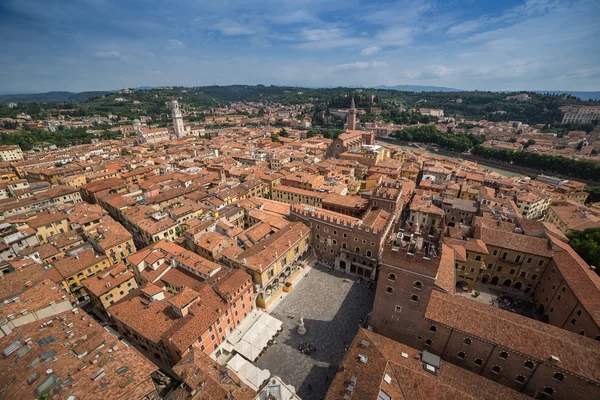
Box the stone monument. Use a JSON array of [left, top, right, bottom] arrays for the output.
[[297, 317, 306, 335]]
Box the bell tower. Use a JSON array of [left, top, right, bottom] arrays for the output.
[[347, 96, 357, 131]]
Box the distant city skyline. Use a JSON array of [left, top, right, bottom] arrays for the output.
[[0, 0, 599, 93]]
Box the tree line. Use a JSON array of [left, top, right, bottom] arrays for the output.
[[568, 228, 600, 276], [471, 146, 600, 182], [393, 125, 485, 153], [388, 124, 600, 182], [0, 127, 120, 150]]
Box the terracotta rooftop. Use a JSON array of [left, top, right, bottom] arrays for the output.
[[549, 201, 600, 231], [82, 262, 135, 298], [325, 328, 529, 400], [0, 278, 71, 320], [168, 287, 199, 310], [0, 309, 158, 400], [26, 211, 68, 229], [362, 209, 392, 233], [475, 226, 554, 257], [549, 235, 600, 324], [228, 221, 310, 272], [322, 193, 369, 209], [425, 290, 600, 383], [173, 348, 256, 400], [52, 248, 108, 279]]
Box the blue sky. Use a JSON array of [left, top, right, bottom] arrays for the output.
[[0, 0, 599, 92]]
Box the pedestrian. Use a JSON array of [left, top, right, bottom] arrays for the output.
[[325, 375, 329, 382]]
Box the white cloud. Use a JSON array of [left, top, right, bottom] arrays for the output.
[[364, 1, 434, 25], [93, 51, 122, 59], [214, 20, 254, 36], [447, 18, 488, 36], [375, 27, 413, 46], [295, 27, 366, 50], [562, 67, 600, 79], [271, 10, 316, 24], [165, 39, 185, 50], [418, 64, 449, 79], [333, 61, 388, 72], [300, 27, 346, 42], [361, 46, 380, 56]]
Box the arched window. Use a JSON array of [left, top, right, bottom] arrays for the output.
[[366, 250, 372, 257], [385, 286, 393, 294], [458, 351, 465, 359], [524, 360, 534, 369], [553, 372, 564, 382], [414, 281, 423, 290], [542, 387, 555, 396], [332, 239, 337, 245], [411, 294, 419, 302], [499, 351, 509, 360], [342, 242, 347, 249], [388, 273, 396, 282], [515, 375, 525, 384], [492, 365, 501, 374], [464, 337, 472, 346], [425, 338, 432, 346], [474, 358, 483, 366], [355, 246, 360, 254], [429, 325, 437, 333]]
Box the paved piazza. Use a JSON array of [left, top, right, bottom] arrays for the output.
[[255, 263, 374, 400]]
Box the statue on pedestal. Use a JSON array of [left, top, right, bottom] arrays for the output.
[[297, 317, 306, 335]]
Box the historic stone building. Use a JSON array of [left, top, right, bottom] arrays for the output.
[[290, 203, 394, 280]]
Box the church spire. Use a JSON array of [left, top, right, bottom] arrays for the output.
[[347, 96, 357, 131]]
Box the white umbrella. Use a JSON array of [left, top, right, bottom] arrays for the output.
[[240, 363, 270, 389], [227, 353, 247, 373], [234, 341, 254, 361]]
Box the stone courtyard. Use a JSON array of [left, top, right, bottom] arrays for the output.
[[255, 263, 374, 400]]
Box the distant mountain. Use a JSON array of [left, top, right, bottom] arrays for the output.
[[374, 85, 463, 92], [0, 91, 110, 104], [0, 91, 37, 96], [533, 91, 600, 101]]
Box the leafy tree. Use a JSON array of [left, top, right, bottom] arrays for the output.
[[392, 125, 476, 152], [471, 146, 600, 181], [567, 228, 600, 275], [584, 186, 600, 203]]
